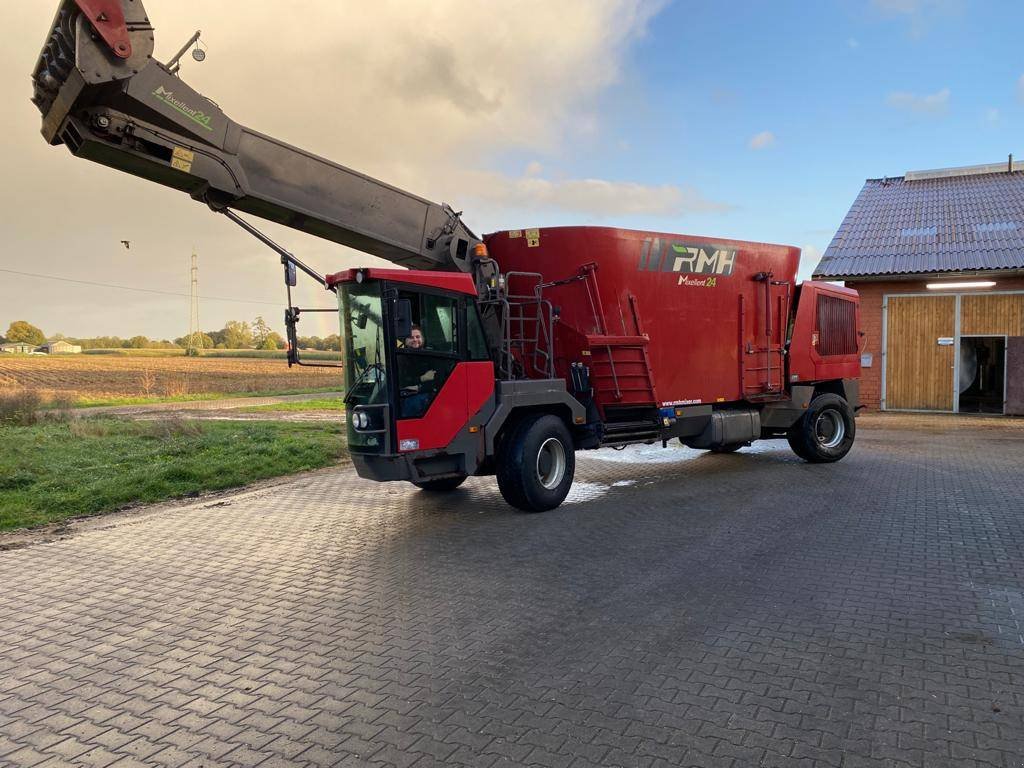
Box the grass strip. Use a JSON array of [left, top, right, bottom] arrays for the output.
[[67, 387, 342, 409], [0, 418, 348, 531]]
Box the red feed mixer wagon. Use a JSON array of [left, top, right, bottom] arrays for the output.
[[31, 0, 862, 511]]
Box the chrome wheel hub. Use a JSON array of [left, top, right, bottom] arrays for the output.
[[536, 437, 566, 490], [814, 410, 845, 449]]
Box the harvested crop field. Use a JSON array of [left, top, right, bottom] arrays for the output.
[[0, 355, 341, 402]]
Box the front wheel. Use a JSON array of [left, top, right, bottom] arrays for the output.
[[412, 475, 467, 492], [496, 414, 576, 512], [787, 393, 855, 463]]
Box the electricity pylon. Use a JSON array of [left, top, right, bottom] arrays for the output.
[[186, 249, 200, 355]]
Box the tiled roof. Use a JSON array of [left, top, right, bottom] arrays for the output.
[[813, 168, 1024, 279]]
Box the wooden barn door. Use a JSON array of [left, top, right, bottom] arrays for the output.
[[885, 295, 955, 411]]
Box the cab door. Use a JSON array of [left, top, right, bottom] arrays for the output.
[[393, 289, 494, 452]]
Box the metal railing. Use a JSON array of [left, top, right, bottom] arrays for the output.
[[481, 271, 555, 381]]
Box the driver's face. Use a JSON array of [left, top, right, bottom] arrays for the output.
[[406, 329, 424, 349]]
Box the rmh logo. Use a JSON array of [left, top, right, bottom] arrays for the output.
[[638, 238, 737, 277]]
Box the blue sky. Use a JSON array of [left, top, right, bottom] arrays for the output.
[[483, 0, 1021, 280]]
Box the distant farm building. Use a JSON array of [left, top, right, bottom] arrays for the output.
[[815, 159, 1024, 415], [0, 342, 37, 354], [39, 340, 82, 354]]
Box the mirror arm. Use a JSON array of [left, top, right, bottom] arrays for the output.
[[283, 306, 344, 369], [219, 209, 332, 291]]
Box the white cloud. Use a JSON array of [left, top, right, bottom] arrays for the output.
[[871, 0, 961, 36], [886, 87, 950, 115], [748, 131, 776, 150], [5, 0, 692, 338], [461, 171, 731, 218], [198, 0, 669, 189], [798, 245, 823, 282], [524, 161, 544, 177]]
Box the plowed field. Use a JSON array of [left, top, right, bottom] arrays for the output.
[[0, 355, 340, 401]]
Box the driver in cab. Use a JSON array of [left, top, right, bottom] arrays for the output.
[[398, 325, 436, 417]]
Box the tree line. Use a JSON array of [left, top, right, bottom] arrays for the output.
[[2, 318, 341, 352]]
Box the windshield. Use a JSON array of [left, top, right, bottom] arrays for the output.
[[340, 282, 387, 449]]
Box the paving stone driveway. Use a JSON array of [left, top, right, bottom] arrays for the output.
[[2, 414, 1023, 768]]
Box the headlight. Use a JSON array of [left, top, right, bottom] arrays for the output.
[[353, 411, 368, 429]]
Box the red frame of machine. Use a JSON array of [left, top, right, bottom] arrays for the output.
[[331, 227, 860, 448], [326, 268, 477, 296], [485, 226, 860, 412]]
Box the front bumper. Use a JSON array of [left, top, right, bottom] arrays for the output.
[[352, 450, 468, 483]]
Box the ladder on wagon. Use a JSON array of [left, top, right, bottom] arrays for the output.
[[741, 271, 791, 399]]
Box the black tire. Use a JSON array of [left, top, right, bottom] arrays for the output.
[[787, 393, 855, 463], [412, 475, 467, 492], [496, 414, 575, 512], [708, 443, 744, 454]]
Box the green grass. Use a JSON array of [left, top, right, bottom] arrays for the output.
[[0, 418, 348, 532], [240, 397, 346, 413], [68, 386, 342, 409]]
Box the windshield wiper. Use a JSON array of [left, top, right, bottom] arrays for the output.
[[343, 362, 384, 405]]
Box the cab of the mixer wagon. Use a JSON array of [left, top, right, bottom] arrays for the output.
[[324, 268, 497, 480]]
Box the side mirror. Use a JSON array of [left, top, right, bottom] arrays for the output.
[[284, 307, 300, 366], [393, 298, 413, 340], [283, 259, 297, 287]]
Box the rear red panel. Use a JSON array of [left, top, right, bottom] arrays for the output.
[[485, 226, 801, 410], [788, 282, 862, 384]]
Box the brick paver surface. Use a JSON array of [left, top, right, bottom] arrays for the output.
[[2, 414, 1023, 767]]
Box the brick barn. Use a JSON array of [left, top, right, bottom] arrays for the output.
[[814, 160, 1024, 415]]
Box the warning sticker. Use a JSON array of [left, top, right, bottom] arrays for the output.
[[508, 230, 522, 238], [525, 228, 540, 238], [171, 146, 194, 173]]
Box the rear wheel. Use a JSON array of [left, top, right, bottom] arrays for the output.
[[496, 414, 575, 512], [787, 393, 855, 463], [412, 475, 467, 492]]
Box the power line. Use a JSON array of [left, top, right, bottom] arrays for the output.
[[0, 267, 282, 306]]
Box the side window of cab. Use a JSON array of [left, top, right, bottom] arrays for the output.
[[466, 303, 490, 361], [395, 291, 459, 419]]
